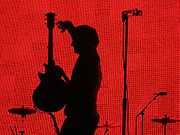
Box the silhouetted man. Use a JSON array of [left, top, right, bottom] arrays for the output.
[[57, 21, 102, 135]]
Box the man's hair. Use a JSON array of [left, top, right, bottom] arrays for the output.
[[73, 25, 99, 48]]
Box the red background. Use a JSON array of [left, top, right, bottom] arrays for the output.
[[0, 0, 179, 134]]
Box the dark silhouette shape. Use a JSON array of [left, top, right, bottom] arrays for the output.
[[57, 21, 102, 135], [152, 115, 180, 135], [32, 13, 68, 112], [8, 106, 36, 118], [8, 106, 36, 135]]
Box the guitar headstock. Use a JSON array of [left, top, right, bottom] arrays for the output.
[[45, 12, 56, 29]]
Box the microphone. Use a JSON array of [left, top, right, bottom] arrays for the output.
[[154, 92, 168, 96], [122, 8, 143, 16], [132, 8, 143, 16]]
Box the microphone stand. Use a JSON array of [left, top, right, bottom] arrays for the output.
[[135, 94, 159, 135], [121, 9, 142, 135], [121, 12, 129, 135]]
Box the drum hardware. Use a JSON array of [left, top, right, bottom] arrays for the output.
[[152, 114, 180, 135], [32, 12, 67, 113], [97, 121, 120, 135], [8, 106, 36, 118], [8, 106, 36, 135], [135, 91, 167, 135]]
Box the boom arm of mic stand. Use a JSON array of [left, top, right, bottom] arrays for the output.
[[135, 95, 159, 135], [137, 95, 159, 117]]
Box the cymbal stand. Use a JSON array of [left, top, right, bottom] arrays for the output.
[[152, 114, 180, 135], [19, 115, 25, 135], [10, 125, 24, 135], [161, 115, 168, 135], [48, 112, 60, 135], [104, 127, 109, 135], [10, 126, 18, 135], [103, 121, 110, 135], [163, 122, 167, 135], [19, 130, 25, 135]]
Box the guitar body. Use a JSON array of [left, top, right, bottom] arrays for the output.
[[33, 66, 67, 112], [33, 78, 66, 112], [32, 13, 66, 112]]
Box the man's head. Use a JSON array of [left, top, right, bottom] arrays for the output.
[[71, 25, 99, 54], [57, 21, 99, 54]]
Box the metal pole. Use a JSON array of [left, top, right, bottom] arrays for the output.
[[121, 9, 143, 135], [141, 112, 144, 135], [135, 115, 138, 135], [164, 124, 167, 135], [121, 13, 128, 135]]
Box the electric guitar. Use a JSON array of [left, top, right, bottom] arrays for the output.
[[32, 12, 67, 112]]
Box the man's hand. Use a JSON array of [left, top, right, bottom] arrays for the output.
[[56, 20, 74, 32], [54, 65, 70, 82], [40, 63, 69, 81]]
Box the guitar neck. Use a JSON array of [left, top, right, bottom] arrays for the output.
[[45, 12, 55, 66], [48, 29, 54, 65], [48, 28, 54, 66]]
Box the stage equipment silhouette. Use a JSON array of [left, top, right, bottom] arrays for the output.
[[56, 19, 102, 135], [31, 12, 101, 135], [152, 114, 180, 135], [32, 13, 68, 112], [8, 106, 36, 135], [135, 91, 167, 135], [121, 8, 142, 135]]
